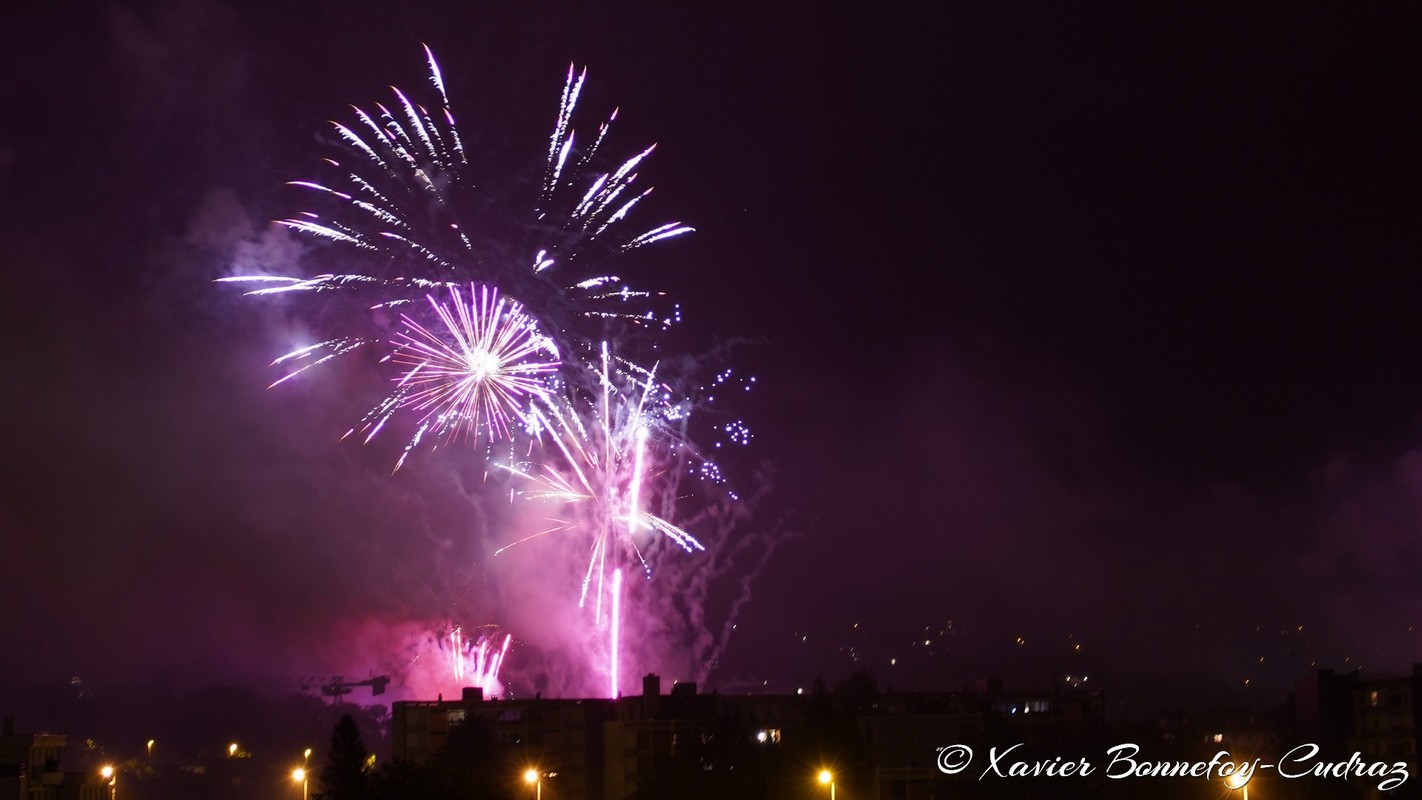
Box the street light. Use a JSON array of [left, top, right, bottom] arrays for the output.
[[1224, 769, 1251, 800], [524, 767, 541, 800], [99, 765, 116, 800], [146, 739, 154, 767], [818, 768, 836, 800], [292, 767, 309, 800]]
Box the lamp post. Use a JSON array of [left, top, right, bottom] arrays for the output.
[[524, 767, 541, 800], [818, 768, 835, 800], [1224, 770, 1250, 800], [146, 740, 154, 768], [99, 765, 116, 800], [292, 767, 309, 800]]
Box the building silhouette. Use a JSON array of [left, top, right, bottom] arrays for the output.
[[391, 674, 1107, 799]]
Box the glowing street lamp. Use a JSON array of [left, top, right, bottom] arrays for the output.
[[99, 765, 116, 800], [818, 768, 836, 800], [146, 740, 154, 767], [291, 767, 309, 800], [524, 767, 541, 800], [228, 743, 239, 758], [1224, 770, 1251, 800]]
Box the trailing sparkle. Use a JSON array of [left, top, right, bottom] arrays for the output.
[[496, 343, 705, 627], [448, 625, 512, 697], [610, 568, 623, 699]]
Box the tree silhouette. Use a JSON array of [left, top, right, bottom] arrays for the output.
[[317, 714, 371, 800]]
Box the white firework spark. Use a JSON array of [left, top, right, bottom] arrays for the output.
[[221, 47, 692, 347], [348, 283, 559, 469]]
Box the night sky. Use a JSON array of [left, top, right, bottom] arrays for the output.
[[3, 2, 1421, 715]]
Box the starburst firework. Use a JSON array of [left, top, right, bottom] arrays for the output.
[[220, 47, 691, 350], [346, 284, 558, 468]]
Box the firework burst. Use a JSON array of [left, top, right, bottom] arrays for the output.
[[223, 47, 751, 697], [221, 47, 695, 466], [351, 283, 559, 468], [221, 46, 691, 349]]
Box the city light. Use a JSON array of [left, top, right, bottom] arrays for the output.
[[818, 768, 836, 800], [1224, 769, 1251, 800], [292, 767, 309, 800], [524, 767, 542, 800]]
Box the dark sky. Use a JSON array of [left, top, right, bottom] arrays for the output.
[[3, 2, 1420, 714]]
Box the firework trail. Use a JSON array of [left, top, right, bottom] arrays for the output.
[[390, 622, 514, 700], [610, 568, 623, 697], [492, 344, 764, 696], [448, 624, 513, 697], [496, 344, 706, 619]]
